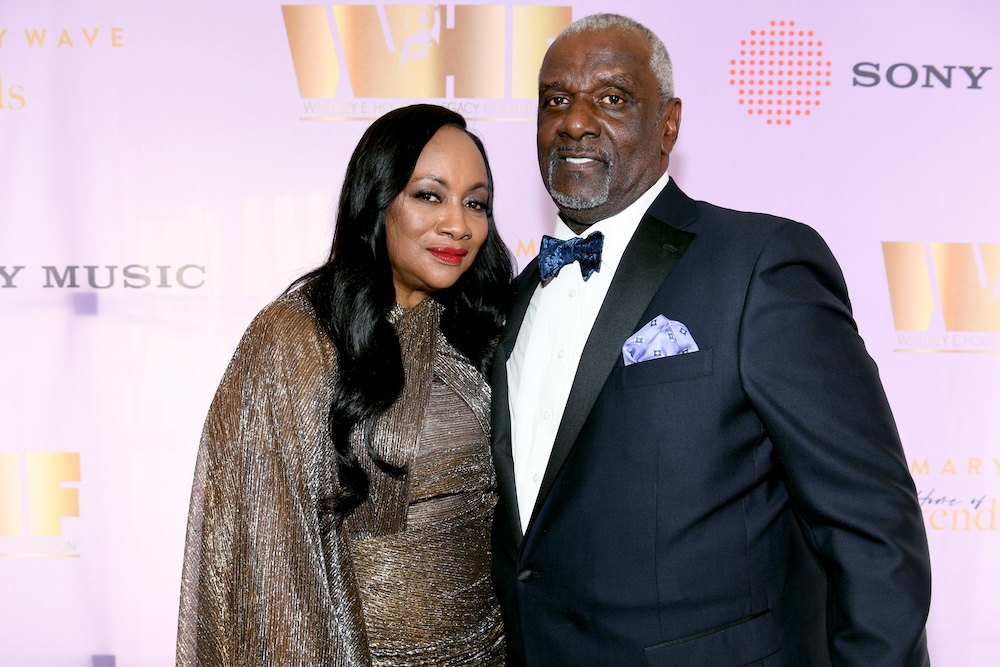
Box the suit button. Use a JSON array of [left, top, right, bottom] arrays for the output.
[[517, 569, 534, 582]]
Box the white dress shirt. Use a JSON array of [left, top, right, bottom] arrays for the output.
[[507, 171, 672, 531]]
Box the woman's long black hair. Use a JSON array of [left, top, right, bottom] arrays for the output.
[[290, 104, 514, 521]]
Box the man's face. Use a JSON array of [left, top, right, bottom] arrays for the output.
[[537, 27, 680, 228]]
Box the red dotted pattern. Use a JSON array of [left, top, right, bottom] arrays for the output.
[[730, 20, 831, 126]]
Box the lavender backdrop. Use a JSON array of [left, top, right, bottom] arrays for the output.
[[1, 1, 998, 664]]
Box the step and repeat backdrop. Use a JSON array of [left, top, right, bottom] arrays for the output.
[[1, 1, 997, 665]]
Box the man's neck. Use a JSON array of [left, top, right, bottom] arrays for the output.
[[560, 217, 598, 235], [556, 171, 672, 236]]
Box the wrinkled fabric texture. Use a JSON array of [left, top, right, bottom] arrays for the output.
[[538, 231, 604, 281], [177, 292, 504, 666]]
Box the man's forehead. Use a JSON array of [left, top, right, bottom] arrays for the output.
[[538, 69, 640, 94], [543, 30, 649, 72], [540, 47, 650, 91]]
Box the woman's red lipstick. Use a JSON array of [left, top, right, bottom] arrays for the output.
[[429, 246, 468, 265]]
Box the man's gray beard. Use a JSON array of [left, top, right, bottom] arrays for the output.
[[545, 152, 612, 211]]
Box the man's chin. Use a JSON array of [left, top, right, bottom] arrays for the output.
[[547, 186, 608, 213], [549, 193, 613, 229]]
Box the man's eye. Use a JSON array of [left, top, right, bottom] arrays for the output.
[[604, 94, 623, 105], [545, 95, 568, 107]]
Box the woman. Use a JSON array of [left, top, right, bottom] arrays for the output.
[[177, 105, 514, 666]]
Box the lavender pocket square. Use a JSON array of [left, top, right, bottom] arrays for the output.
[[622, 315, 699, 366]]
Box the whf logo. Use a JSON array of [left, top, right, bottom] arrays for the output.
[[883, 243, 1000, 347], [0, 452, 80, 540], [282, 5, 570, 101]]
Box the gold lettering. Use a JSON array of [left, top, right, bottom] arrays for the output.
[[335, 5, 442, 98], [0, 452, 24, 537], [8, 84, 25, 110], [512, 6, 572, 98], [333, 5, 505, 98], [25, 28, 47, 47], [925, 509, 949, 531], [516, 238, 538, 257], [26, 453, 80, 537], [910, 458, 930, 475], [439, 5, 505, 98], [285, 5, 573, 101], [931, 243, 1000, 331], [922, 501, 998, 532], [282, 5, 339, 97], [950, 508, 971, 531], [882, 242, 934, 331], [0, 28, 7, 48], [57, 28, 74, 47], [111, 27, 124, 47], [968, 458, 982, 475], [976, 499, 997, 530], [883, 242, 1000, 332], [82, 27, 99, 46], [940, 458, 956, 475]]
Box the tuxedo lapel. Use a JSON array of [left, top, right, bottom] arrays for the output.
[[492, 260, 541, 545], [526, 200, 697, 531]]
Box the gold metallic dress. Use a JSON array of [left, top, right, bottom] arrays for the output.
[[177, 293, 504, 666]]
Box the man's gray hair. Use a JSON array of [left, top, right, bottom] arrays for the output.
[[559, 13, 674, 101]]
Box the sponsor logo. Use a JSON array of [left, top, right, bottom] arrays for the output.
[[883, 242, 1000, 352], [5, 27, 124, 49], [729, 20, 831, 126], [730, 20, 991, 123], [0, 26, 125, 111], [281, 4, 571, 120], [853, 63, 991, 89], [0, 265, 206, 290], [0, 452, 81, 557]]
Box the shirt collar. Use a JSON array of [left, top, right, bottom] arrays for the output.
[[551, 171, 671, 274]]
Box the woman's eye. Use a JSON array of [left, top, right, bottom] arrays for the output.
[[466, 199, 487, 211], [416, 190, 440, 202]]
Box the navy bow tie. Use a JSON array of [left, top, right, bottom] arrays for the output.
[[538, 232, 605, 282]]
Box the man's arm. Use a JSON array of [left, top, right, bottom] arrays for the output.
[[739, 221, 931, 666]]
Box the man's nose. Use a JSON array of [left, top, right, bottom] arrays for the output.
[[559, 95, 600, 140]]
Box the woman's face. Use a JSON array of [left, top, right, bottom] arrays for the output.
[[385, 125, 490, 308]]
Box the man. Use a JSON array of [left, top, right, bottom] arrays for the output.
[[491, 13, 931, 666]]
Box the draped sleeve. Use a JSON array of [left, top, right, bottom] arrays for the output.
[[177, 293, 372, 667]]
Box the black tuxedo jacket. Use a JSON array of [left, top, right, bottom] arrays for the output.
[[491, 180, 931, 666]]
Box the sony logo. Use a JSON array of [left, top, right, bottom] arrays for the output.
[[852, 63, 991, 89], [0, 265, 205, 289]]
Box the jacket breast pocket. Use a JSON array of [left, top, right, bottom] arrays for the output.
[[643, 610, 779, 666], [614, 348, 714, 390]]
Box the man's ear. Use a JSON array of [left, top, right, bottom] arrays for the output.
[[660, 97, 682, 157]]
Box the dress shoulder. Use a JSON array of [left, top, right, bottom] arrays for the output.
[[235, 291, 335, 369], [178, 289, 368, 666]]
